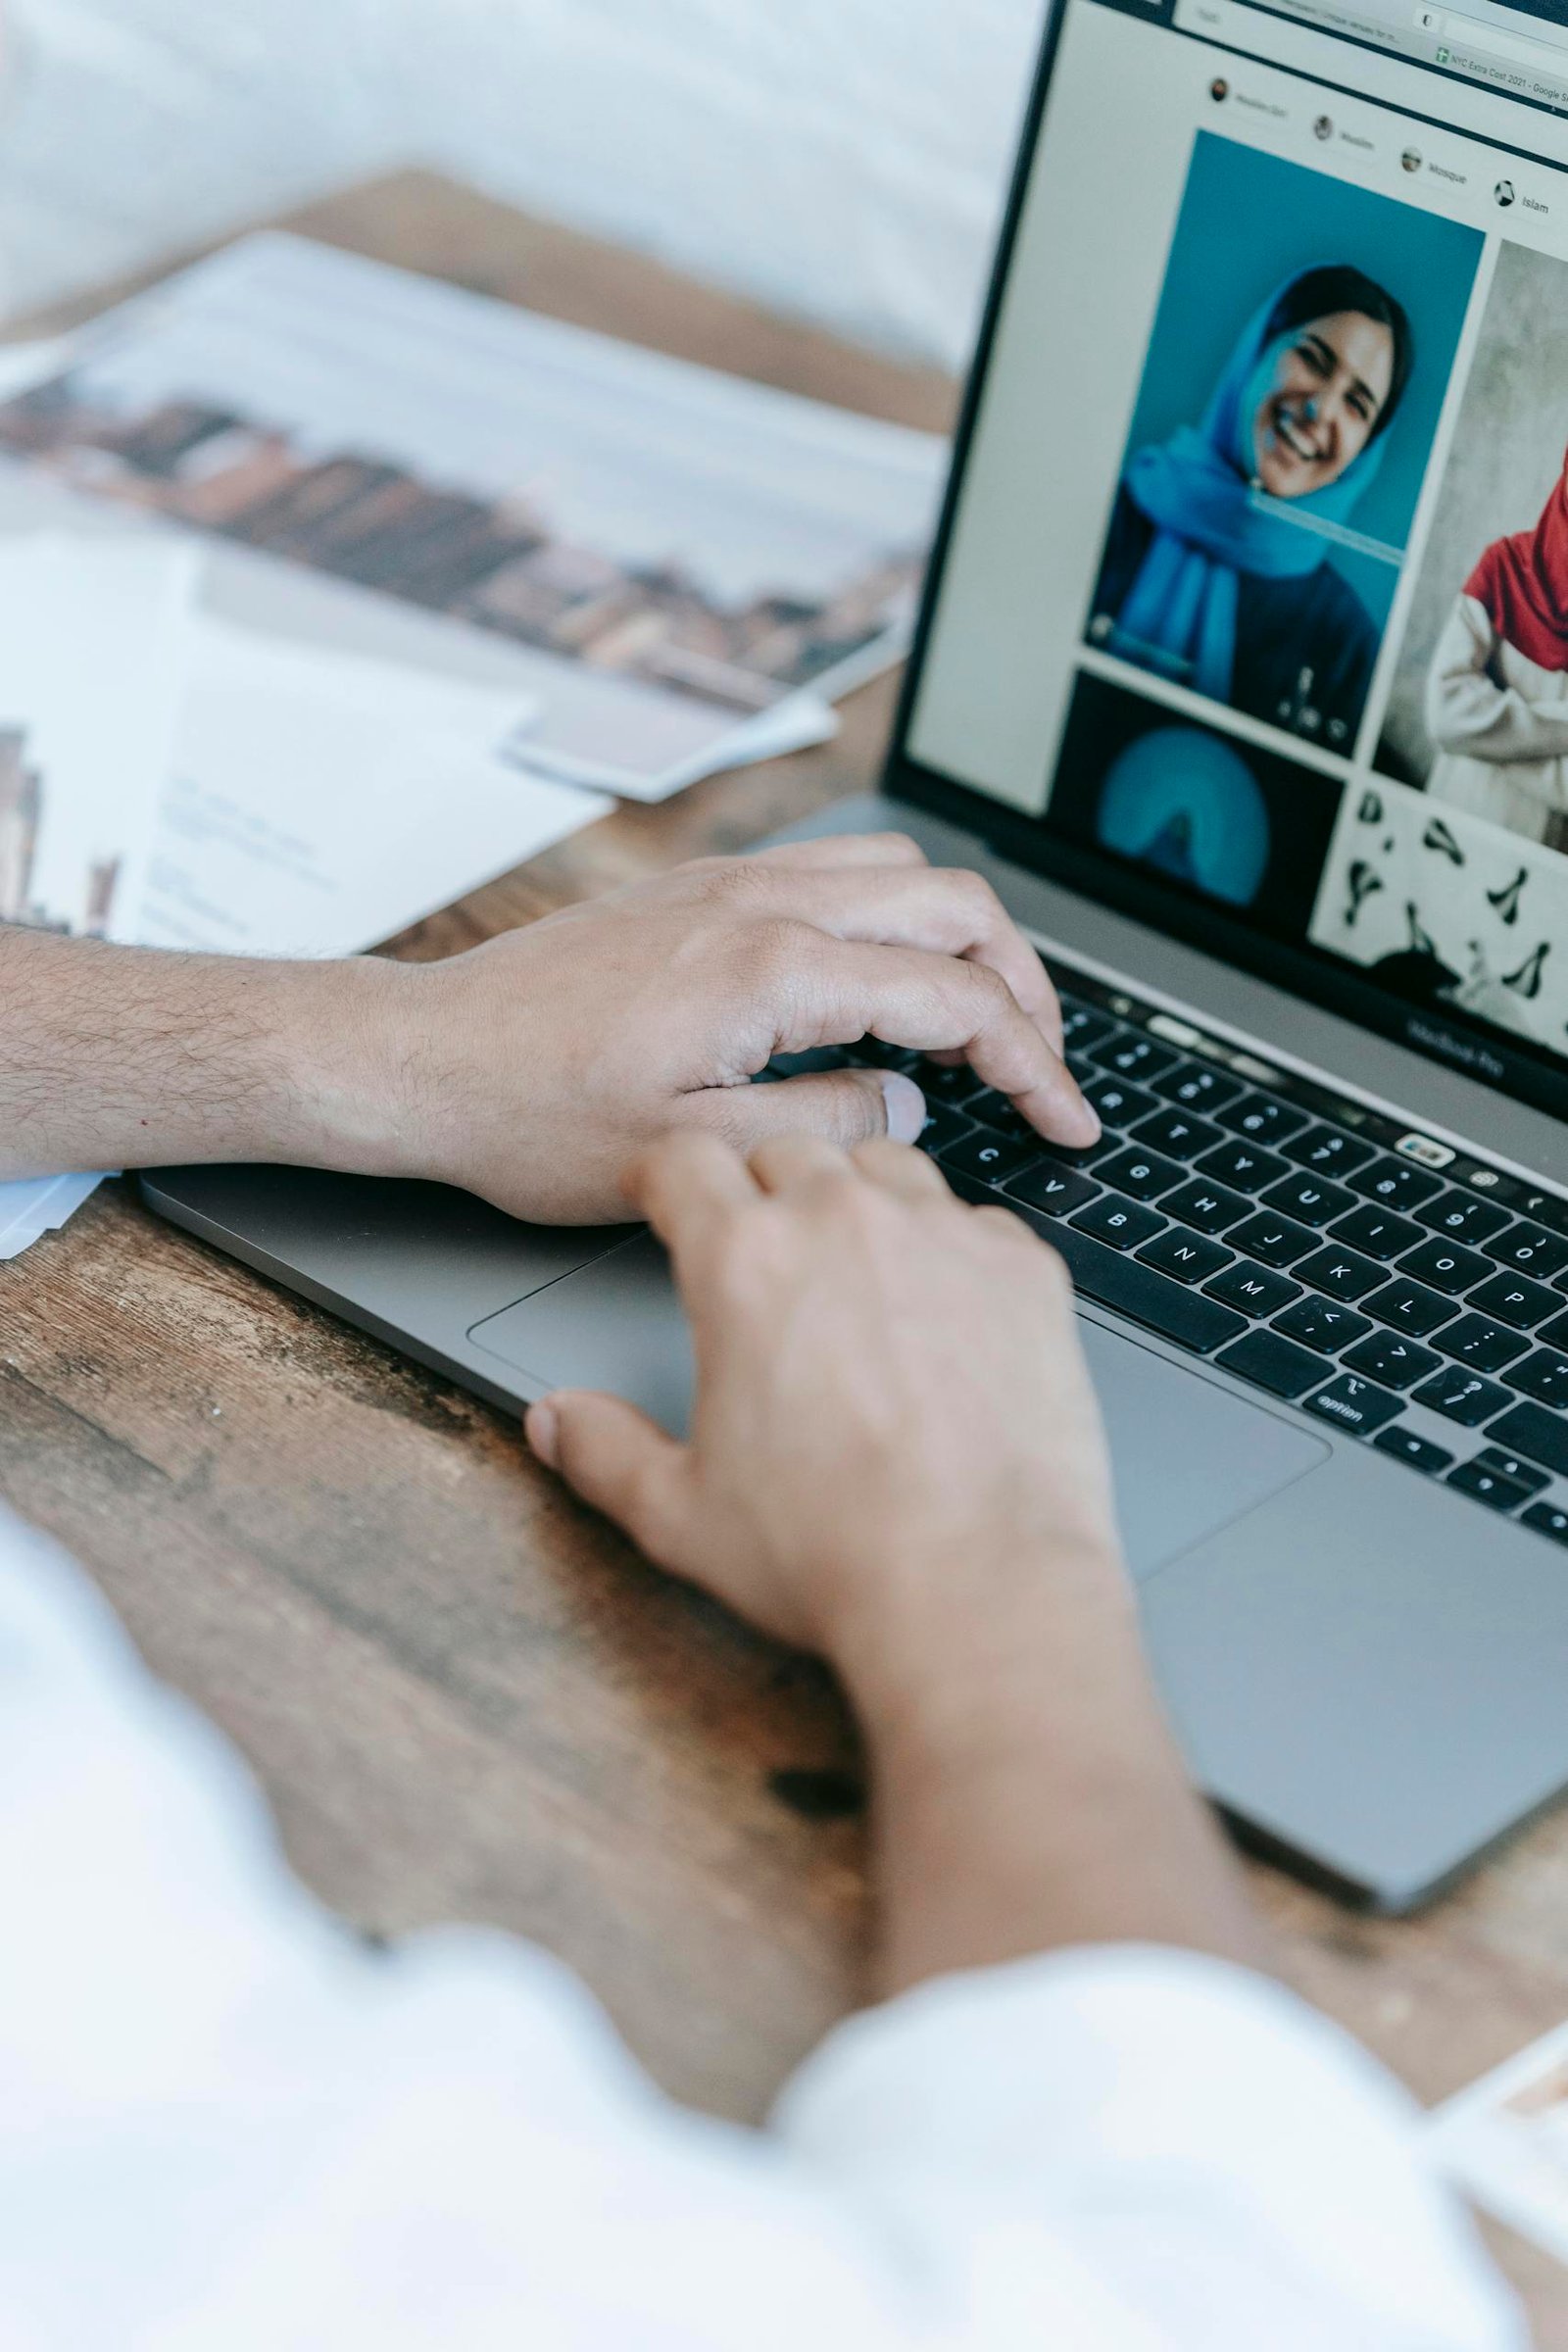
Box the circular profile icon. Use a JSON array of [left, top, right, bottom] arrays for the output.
[[1313, 114, 1333, 139], [1495, 177, 1517, 206], [1401, 147, 1422, 172], [1209, 75, 1229, 101]]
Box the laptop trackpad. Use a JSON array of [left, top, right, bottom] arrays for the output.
[[470, 1233, 1328, 1580]]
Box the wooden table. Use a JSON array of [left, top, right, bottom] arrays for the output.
[[5, 169, 1567, 2338]]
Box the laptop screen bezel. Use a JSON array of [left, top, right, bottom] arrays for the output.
[[879, 0, 1568, 1133]]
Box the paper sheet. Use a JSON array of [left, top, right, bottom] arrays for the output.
[[0, 231, 949, 797], [1430, 2021, 1568, 2268], [137, 618, 608, 958], [0, 534, 196, 941], [0, 1171, 112, 1262]]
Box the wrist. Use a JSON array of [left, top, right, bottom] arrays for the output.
[[828, 1526, 1139, 1756], [294, 954, 435, 1180]]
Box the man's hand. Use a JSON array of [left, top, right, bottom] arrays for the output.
[[0, 833, 1098, 1224], [398, 832, 1097, 1219], [526, 1133, 1264, 1991]]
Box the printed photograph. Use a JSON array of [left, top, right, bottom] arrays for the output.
[[1044, 672, 1344, 933], [1308, 772, 1568, 1057], [0, 239, 939, 728], [1375, 240, 1568, 855], [0, 726, 120, 936], [1085, 133, 1482, 754]]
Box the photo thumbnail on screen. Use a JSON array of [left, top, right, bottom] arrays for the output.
[[1309, 778, 1568, 1055], [1045, 672, 1343, 932], [1377, 240, 1568, 857], [1085, 134, 1482, 756]]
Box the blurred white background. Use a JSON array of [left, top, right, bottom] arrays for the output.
[[0, 0, 1046, 367]]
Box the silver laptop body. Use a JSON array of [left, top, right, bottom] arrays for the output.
[[146, 0, 1568, 1907]]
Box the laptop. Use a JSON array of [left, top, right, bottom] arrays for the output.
[[146, 0, 1568, 1908]]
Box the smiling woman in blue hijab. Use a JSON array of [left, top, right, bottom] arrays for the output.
[[1089, 265, 1413, 751]]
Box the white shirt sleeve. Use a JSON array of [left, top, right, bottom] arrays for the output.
[[0, 1503, 1524, 2352], [1426, 592, 1568, 781]]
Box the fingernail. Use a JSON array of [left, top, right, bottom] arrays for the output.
[[525, 1400, 559, 1468], [880, 1069, 926, 1144]]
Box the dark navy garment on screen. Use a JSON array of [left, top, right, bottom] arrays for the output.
[[1091, 487, 1377, 751]]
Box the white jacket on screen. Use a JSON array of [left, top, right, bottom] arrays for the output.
[[1427, 591, 1568, 845]]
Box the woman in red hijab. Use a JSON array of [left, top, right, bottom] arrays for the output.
[[1427, 452, 1568, 849]]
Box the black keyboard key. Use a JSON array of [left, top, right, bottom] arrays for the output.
[[1005, 1159, 1102, 1218], [1196, 1140, 1287, 1193], [955, 1180, 1245, 1354], [1397, 1238, 1492, 1296], [940, 1131, 1036, 1186], [1153, 1062, 1245, 1113], [1069, 1193, 1167, 1251], [1350, 1157, 1445, 1213], [917, 1102, 976, 1155], [1446, 1460, 1535, 1513], [1273, 1296, 1372, 1354], [1305, 1374, 1403, 1437], [919, 1059, 988, 1104], [1374, 1426, 1454, 1475], [1470, 1273, 1562, 1331], [1434, 1315, 1530, 1376], [1523, 1501, 1568, 1546], [1163, 1178, 1251, 1236], [1509, 1348, 1568, 1409], [1131, 1107, 1220, 1160], [966, 1091, 1033, 1142], [1089, 1033, 1178, 1084], [1481, 1402, 1568, 1480], [1059, 1001, 1117, 1054], [1082, 1075, 1156, 1131], [1215, 1329, 1325, 1399], [1342, 1333, 1442, 1390], [1096, 1145, 1186, 1202], [1294, 1244, 1385, 1302], [1227, 1210, 1318, 1268], [1473, 1446, 1550, 1496], [1259, 1172, 1354, 1229], [1285, 1125, 1377, 1178], [1136, 1228, 1233, 1286], [1418, 1191, 1513, 1246], [1363, 1278, 1458, 1338], [1329, 1203, 1423, 1261], [1543, 1309, 1568, 1352], [1203, 1259, 1302, 1317], [1411, 1368, 1513, 1428], [1487, 1221, 1568, 1282], [1218, 1093, 1311, 1148]]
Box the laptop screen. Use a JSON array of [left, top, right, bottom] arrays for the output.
[[898, 0, 1568, 1126]]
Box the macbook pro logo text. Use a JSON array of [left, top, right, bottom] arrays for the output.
[[1404, 1016, 1506, 1083]]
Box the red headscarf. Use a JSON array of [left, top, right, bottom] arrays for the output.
[[1465, 452, 1568, 672]]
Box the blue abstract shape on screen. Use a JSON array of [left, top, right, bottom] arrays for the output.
[[1096, 725, 1272, 907]]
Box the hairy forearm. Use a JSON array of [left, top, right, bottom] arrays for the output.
[[0, 926, 418, 1180], [842, 1551, 1266, 1996]]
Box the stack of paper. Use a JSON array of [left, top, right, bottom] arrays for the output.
[[0, 531, 611, 1259], [0, 232, 949, 800]]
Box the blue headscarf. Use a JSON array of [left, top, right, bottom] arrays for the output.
[[1106, 275, 1391, 704]]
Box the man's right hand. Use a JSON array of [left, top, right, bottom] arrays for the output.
[[525, 1132, 1263, 1994]]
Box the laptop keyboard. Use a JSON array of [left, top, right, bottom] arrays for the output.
[[764, 956, 1568, 1551]]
